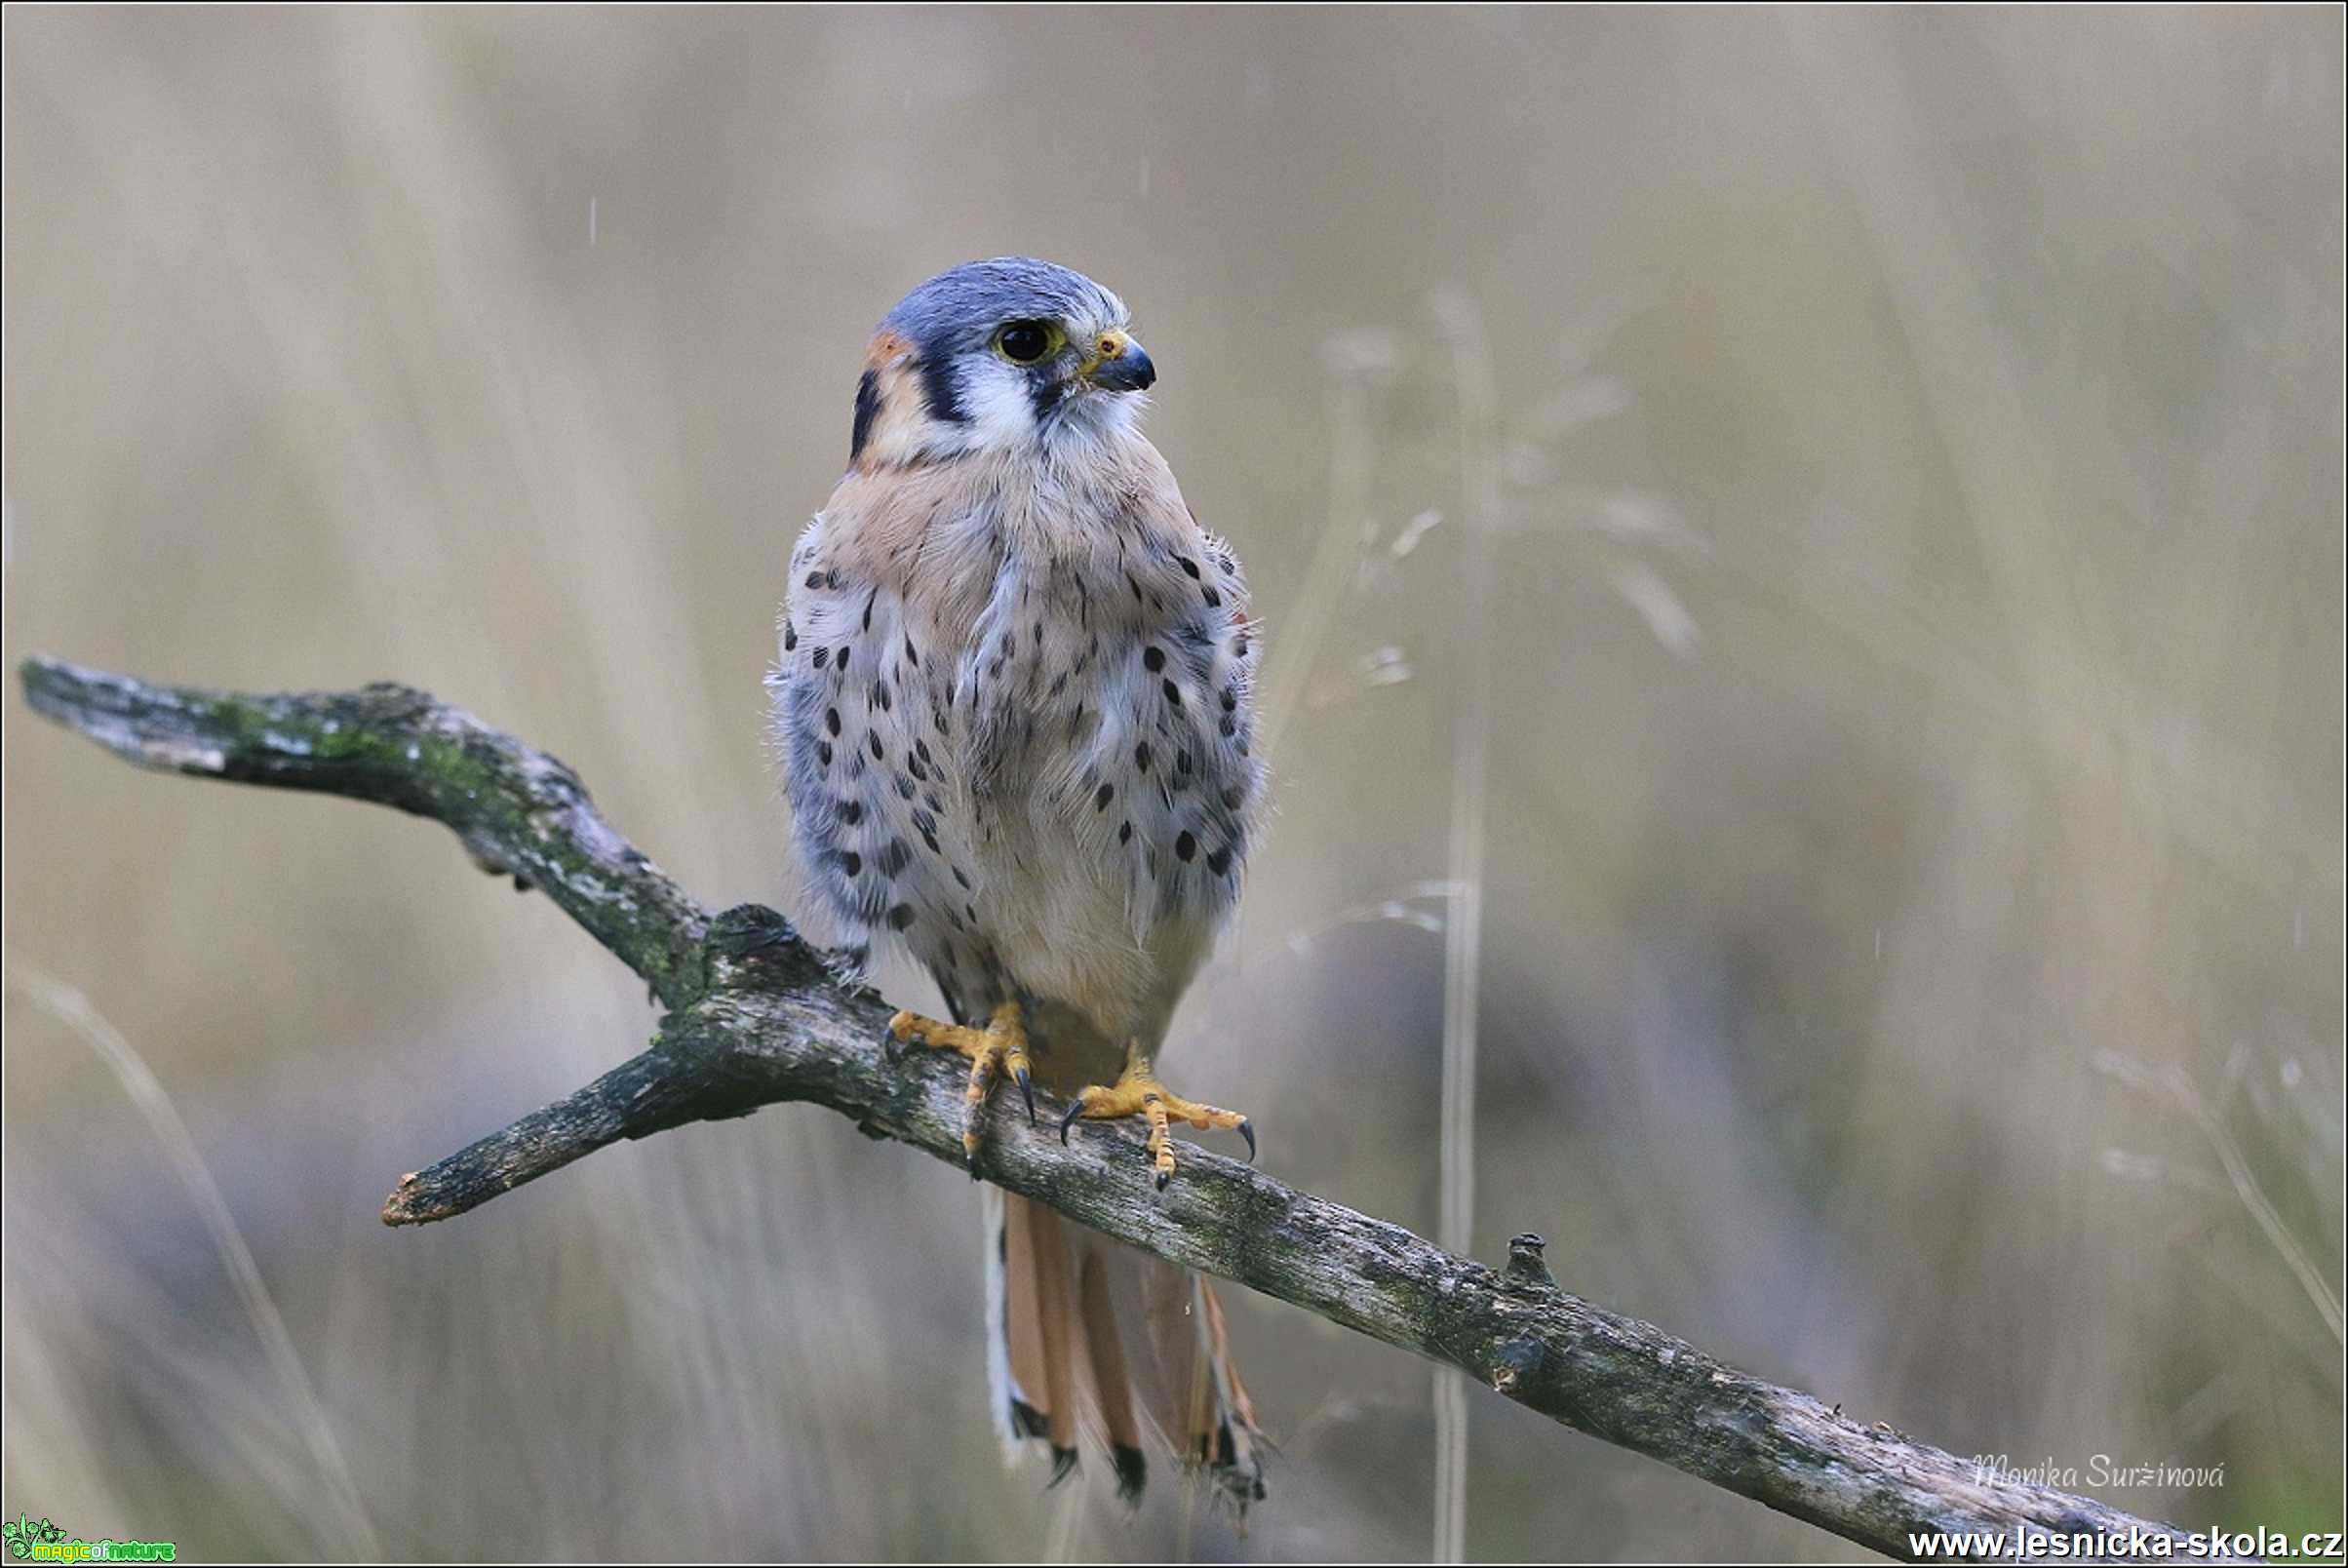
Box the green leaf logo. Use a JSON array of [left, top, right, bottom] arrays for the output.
[[1, 1515, 68, 1559]]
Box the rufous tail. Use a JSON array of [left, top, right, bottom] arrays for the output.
[[985, 1189, 1267, 1509]]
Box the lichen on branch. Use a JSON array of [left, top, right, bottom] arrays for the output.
[[19, 655, 2236, 1564]]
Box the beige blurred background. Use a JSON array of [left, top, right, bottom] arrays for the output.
[[4, 6, 2340, 1561]]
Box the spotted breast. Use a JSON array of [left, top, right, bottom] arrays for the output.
[[773, 437, 1262, 1087]]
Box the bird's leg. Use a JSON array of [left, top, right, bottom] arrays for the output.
[[888, 1000, 1035, 1174], [1058, 1042, 1255, 1190]]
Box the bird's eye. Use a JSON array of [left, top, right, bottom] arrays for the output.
[[996, 321, 1056, 365]]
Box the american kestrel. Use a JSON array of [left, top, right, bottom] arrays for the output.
[[772, 259, 1268, 1507]]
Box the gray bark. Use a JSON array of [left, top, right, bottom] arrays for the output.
[[20, 654, 2245, 1563]]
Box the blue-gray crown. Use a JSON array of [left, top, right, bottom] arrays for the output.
[[880, 257, 1125, 353]]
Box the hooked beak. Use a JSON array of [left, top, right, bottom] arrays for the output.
[[1080, 328, 1155, 392]]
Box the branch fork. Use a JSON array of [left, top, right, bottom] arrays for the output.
[[19, 655, 2237, 1563]]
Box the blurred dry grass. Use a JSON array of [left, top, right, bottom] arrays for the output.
[[4, 7, 2340, 1561]]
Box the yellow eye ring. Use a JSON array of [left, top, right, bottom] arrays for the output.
[[994, 321, 1063, 366]]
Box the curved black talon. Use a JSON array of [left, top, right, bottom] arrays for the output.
[[882, 1024, 906, 1065], [1154, 1168, 1171, 1193], [1016, 1068, 1037, 1126], [1058, 1099, 1084, 1145], [1237, 1118, 1257, 1163]]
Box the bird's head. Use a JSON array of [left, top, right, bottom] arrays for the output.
[[848, 257, 1155, 470]]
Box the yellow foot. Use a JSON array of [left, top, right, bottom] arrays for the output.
[[1057, 1046, 1255, 1190], [888, 1000, 1034, 1176]]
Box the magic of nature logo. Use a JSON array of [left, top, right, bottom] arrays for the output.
[[2, 1514, 176, 1562]]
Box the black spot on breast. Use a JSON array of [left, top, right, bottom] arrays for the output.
[[840, 850, 863, 877], [861, 590, 877, 631], [1219, 716, 1237, 738], [1095, 782, 1115, 811], [811, 647, 829, 670], [1117, 820, 1132, 844], [887, 903, 917, 931], [1134, 743, 1152, 772], [783, 620, 798, 651], [1144, 647, 1165, 672], [904, 637, 920, 667], [1202, 587, 1222, 608], [837, 646, 851, 671], [1162, 680, 1182, 707], [1175, 831, 1197, 862], [1221, 785, 1247, 811], [804, 570, 825, 590], [839, 799, 864, 826], [1177, 556, 1201, 578], [895, 774, 916, 800], [825, 708, 841, 736], [816, 741, 833, 767], [880, 839, 912, 877], [868, 732, 885, 762]]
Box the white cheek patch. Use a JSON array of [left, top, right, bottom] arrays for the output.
[[959, 358, 1042, 450]]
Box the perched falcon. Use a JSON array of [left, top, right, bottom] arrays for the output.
[[771, 258, 1269, 1508]]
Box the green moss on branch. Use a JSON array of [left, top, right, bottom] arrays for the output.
[[18, 654, 2238, 1564], [20, 657, 711, 1009]]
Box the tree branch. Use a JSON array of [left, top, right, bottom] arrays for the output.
[[19, 655, 2237, 1563]]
